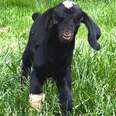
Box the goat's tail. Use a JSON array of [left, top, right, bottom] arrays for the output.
[[32, 12, 41, 21]]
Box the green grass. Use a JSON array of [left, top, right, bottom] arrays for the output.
[[0, 0, 116, 115]]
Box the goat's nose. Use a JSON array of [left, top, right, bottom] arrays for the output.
[[65, 31, 70, 35], [64, 31, 71, 36]]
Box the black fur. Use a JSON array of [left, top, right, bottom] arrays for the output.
[[21, 2, 101, 116]]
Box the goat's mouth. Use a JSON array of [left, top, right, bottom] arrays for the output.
[[59, 31, 73, 43], [62, 32, 73, 40], [62, 35, 72, 40], [59, 35, 73, 43]]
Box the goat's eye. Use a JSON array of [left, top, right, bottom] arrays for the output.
[[73, 16, 81, 25], [73, 17, 77, 24], [57, 17, 64, 22], [53, 15, 64, 24]]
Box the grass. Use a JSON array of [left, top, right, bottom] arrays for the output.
[[0, 0, 116, 115]]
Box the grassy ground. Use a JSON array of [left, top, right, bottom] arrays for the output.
[[0, 0, 116, 115]]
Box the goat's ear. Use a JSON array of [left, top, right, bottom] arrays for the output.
[[32, 12, 41, 21], [81, 11, 101, 50], [44, 8, 54, 29], [52, 13, 59, 25]]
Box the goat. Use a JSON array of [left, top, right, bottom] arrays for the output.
[[21, 1, 101, 116]]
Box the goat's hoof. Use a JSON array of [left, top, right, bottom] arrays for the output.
[[29, 93, 45, 111]]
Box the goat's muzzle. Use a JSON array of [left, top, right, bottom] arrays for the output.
[[62, 31, 72, 40], [59, 30, 73, 43]]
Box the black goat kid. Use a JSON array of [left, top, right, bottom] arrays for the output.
[[21, 1, 101, 116]]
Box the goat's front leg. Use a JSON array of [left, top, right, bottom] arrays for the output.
[[21, 46, 32, 87], [29, 68, 45, 111], [56, 68, 72, 116]]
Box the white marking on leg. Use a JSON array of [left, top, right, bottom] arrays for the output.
[[29, 93, 45, 111]]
